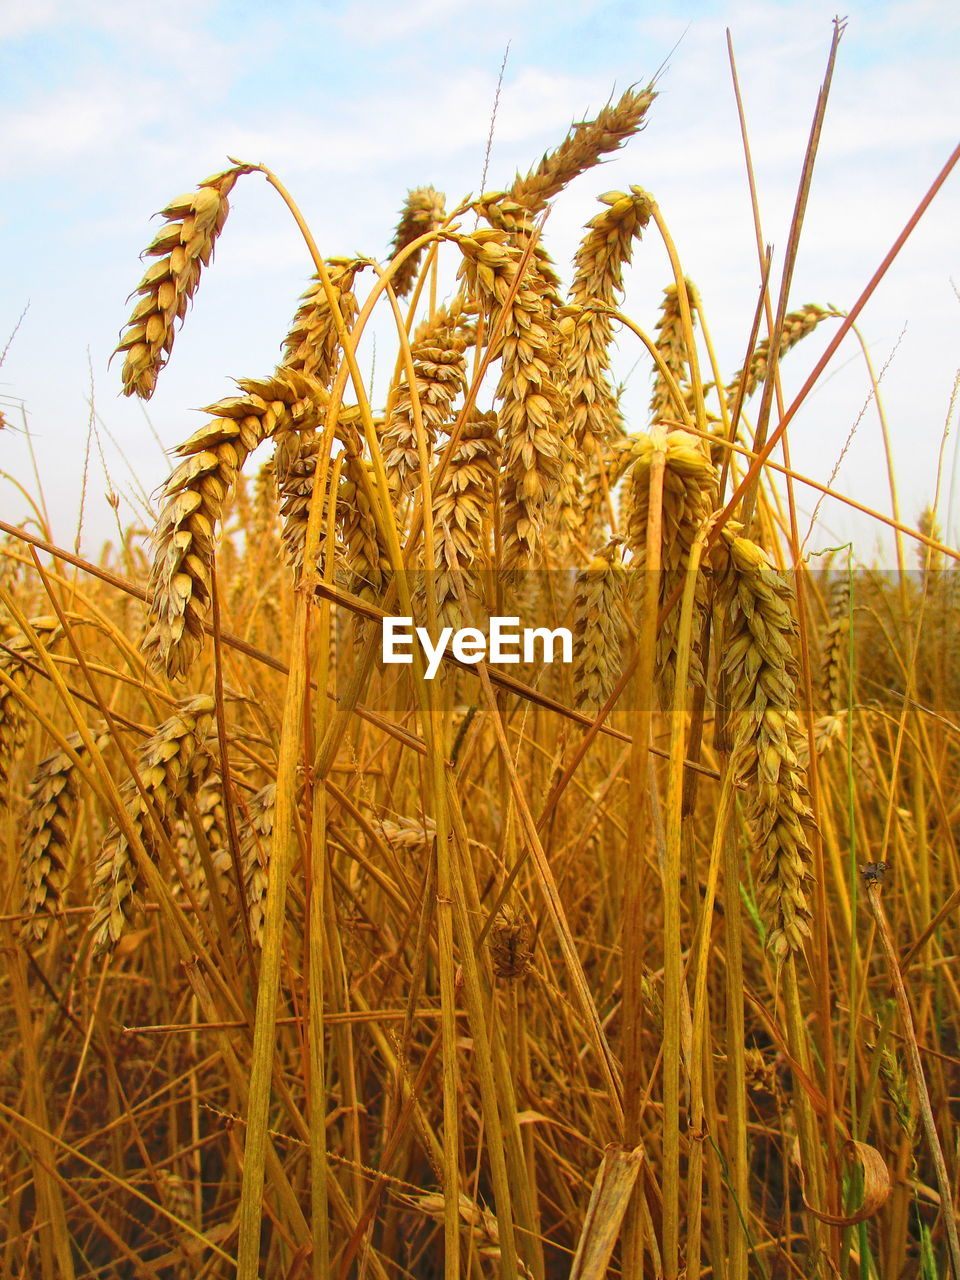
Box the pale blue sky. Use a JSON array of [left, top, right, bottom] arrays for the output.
[[2, 0, 958, 560]]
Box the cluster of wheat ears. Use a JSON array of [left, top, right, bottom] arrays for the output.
[[2, 33, 960, 1280]]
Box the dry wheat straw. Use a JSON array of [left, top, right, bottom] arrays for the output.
[[388, 188, 446, 298], [383, 305, 469, 497], [572, 539, 625, 713], [89, 695, 215, 954], [717, 532, 815, 957], [727, 303, 840, 403], [116, 165, 254, 399]]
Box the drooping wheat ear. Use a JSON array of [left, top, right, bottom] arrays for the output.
[[572, 539, 626, 714], [0, 619, 61, 807], [281, 258, 363, 384], [563, 187, 654, 454], [650, 279, 699, 425], [115, 165, 255, 399], [276, 435, 341, 573], [455, 230, 564, 569], [239, 782, 275, 948], [143, 369, 340, 678], [509, 84, 656, 213], [20, 732, 88, 941], [489, 904, 534, 981], [89, 695, 215, 955], [625, 431, 717, 703], [383, 304, 470, 497], [377, 815, 435, 851], [388, 187, 446, 299], [716, 531, 815, 958], [727, 304, 841, 404], [339, 454, 392, 605], [428, 410, 501, 630], [822, 575, 851, 713], [174, 771, 232, 911]]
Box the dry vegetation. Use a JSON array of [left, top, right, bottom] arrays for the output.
[[2, 38, 960, 1280]]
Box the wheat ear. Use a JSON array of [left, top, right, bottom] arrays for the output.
[[563, 187, 653, 453], [625, 431, 716, 703], [455, 230, 564, 569], [509, 85, 656, 212], [383, 304, 469, 497], [717, 532, 816, 957], [89, 695, 215, 954], [650, 279, 699, 425], [239, 782, 276, 948], [143, 370, 351, 678], [429, 410, 501, 630], [116, 165, 254, 399], [281, 258, 363, 384], [727, 303, 841, 403], [572, 539, 626, 713], [388, 187, 446, 298], [20, 733, 87, 941]]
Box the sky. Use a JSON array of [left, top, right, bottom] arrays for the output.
[[1, 0, 958, 566]]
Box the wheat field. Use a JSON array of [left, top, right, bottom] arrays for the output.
[[2, 40, 960, 1280]]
